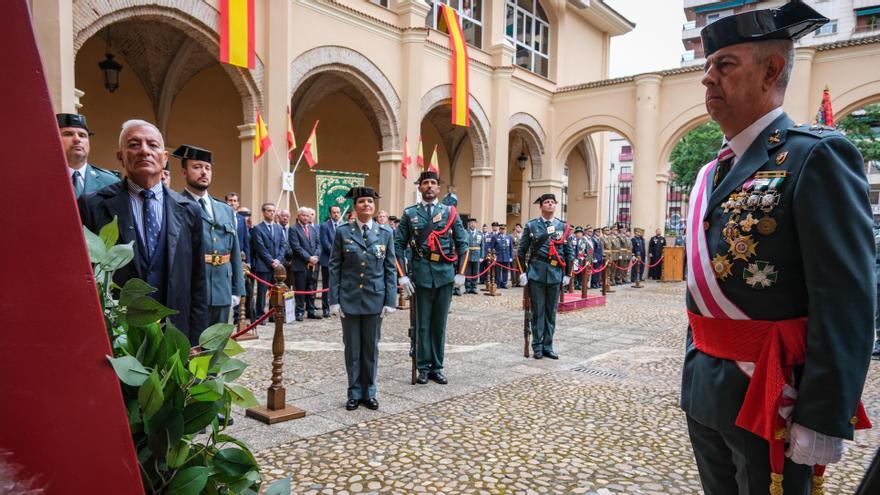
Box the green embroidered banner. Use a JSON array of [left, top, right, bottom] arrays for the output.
[[315, 170, 368, 222]]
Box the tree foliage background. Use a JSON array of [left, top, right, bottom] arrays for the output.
[[837, 103, 880, 164], [669, 121, 724, 193]]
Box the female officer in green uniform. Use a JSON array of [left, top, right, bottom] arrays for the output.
[[328, 186, 397, 411]]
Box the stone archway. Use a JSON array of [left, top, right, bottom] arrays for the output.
[[509, 112, 546, 180], [420, 85, 491, 170], [72, 0, 263, 121], [289, 46, 401, 151]]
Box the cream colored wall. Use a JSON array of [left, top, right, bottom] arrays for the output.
[[74, 36, 154, 175], [166, 64, 242, 199], [450, 141, 476, 219], [565, 147, 596, 228], [557, 12, 608, 86]]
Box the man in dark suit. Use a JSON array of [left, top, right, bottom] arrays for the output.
[[251, 202, 284, 322], [647, 228, 666, 280], [630, 228, 646, 283], [590, 228, 604, 289], [320, 205, 343, 317], [78, 119, 207, 346], [681, 3, 874, 493], [290, 206, 321, 321], [226, 192, 252, 324]]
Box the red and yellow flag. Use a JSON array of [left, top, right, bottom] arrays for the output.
[[253, 110, 271, 163], [220, 0, 255, 69], [438, 5, 470, 127], [816, 85, 835, 127], [286, 106, 296, 159], [303, 121, 319, 168], [417, 135, 424, 168], [428, 145, 440, 174], [401, 136, 411, 179]]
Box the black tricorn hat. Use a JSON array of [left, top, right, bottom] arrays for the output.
[[172, 144, 213, 164], [574, 226, 584, 233], [56, 113, 93, 135], [388, 215, 399, 222], [534, 193, 557, 205], [700, 1, 828, 58], [415, 170, 441, 185], [491, 221, 500, 227], [344, 186, 380, 200]]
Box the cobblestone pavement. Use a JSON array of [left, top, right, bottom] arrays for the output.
[[228, 282, 880, 494]]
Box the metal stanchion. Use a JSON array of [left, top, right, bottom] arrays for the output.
[[632, 256, 644, 289]]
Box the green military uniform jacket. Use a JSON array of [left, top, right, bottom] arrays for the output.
[[466, 228, 484, 260], [394, 202, 468, 288], [74, 163, 120, 198], [329, 222, 397, 315], [517, 217, 574, 285], [681, 113, 875, 440], [183, 191, 245, 306]]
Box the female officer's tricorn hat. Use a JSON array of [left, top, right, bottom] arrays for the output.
[[344, 186, 380, 200]]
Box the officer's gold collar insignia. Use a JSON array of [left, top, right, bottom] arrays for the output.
[[728, 235, 757, 262], [775, 151, 788, 166], [712, 254, 733, 281], [768, 129, 781, 144], [744, 261, 777, 289]]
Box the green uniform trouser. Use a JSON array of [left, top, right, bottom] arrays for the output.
[[529, 280, 560, 354], [208, 305, 231, 326], [415, 282, 453, 372], [341, 314, 382, 401]]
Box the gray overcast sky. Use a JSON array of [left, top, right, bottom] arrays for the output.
[[606, 0, 687, 78]]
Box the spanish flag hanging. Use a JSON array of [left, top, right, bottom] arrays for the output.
[[303, 121, 320, 168], [220, 0, 255, 70], [253, 110, 271, 163], [428, 145, 440, 174], [438, 5, 470, 127], [286, 106, 296, 159]]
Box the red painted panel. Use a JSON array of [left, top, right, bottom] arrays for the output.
[[0, 2, 142, 493]]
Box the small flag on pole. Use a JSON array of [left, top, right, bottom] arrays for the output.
[[428, 145, 439, 174], [417, 135, 424, 168], [303, 121, 319, 168], [401, 136, 411, 179], [815, 85, 835, 127], [219, 0, 255, 69], [286, 106, 296, 159], [253, 109, 271, 163]]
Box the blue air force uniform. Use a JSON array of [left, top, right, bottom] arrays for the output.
[[493, 229, 514, 288], [464, 224, 484, 294]]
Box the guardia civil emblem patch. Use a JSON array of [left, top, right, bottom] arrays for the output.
[[744, 261, 778, 289]]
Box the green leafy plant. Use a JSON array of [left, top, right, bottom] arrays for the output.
[[85, 219, 290, 495], [669, 121, 724, 193]]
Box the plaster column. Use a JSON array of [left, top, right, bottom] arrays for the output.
[[263, 0, 291, 209], [395, 1, 431, 213], [486, 41, 515, 224], [377, 150, 404, 213], [631, 74, 662, 232], [655, 171, 669, 231], [32, 0, 76, 113], [785, 47, 816, 125], [238, 123, 258, 210]]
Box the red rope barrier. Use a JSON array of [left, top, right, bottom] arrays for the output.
[[611, 261, 638, 271], [493, 262, 519, 272], [641, 256, 664, 268], [246, 271, 329, 294], [231, 307, 275, 340], [462, 260, 497, 279], [590, 261, 610, 274]]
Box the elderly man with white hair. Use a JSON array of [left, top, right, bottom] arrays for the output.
[[78, 119, 208, 347], [289, 205, 321, 321]]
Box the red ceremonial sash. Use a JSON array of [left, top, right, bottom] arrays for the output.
[[427, 206, 459, 262]]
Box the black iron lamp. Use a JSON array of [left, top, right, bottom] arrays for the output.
[[98, 53, 122, 93]]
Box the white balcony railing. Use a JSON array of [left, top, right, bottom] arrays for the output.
[[683, 0, 723, 9], [682, 20, 702, 39]]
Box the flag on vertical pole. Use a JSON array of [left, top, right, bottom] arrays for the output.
[[417, 135, 424, 168], [253, 110, 271, 163], [303, 121, 320, 168], [286, 106, 296, 159], [401, 136, 411, 179], [815, 85, 835, 126], [219, 0, 255, 69], [438, 4, 470, 127], [428, 145, 440, 174]]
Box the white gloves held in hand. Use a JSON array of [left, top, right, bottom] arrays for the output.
[[231, 295, 241, 307], [380, 306, 396, 318], [329, 304, 345, 318], [519, 273, 528, 286], [562, 276, 571, 286], [786, 423, 845, 466], [454, 274, 465, 288], [399, 276, 415, 297]]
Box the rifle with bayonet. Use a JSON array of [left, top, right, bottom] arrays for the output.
[[516, 255, 530, 358]]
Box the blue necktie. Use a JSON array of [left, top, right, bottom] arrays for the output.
[[141, 190, 160, 260]]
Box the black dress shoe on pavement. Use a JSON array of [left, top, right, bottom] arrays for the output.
[[345, 399, 359, 410], [362, 398, 379, 410], [416, 371, 429, 384], [322, 313, 330, 318], [533, 352, 543, 359], [428, 371, 448, 385], [217, 413, 234, 425], [307, 313, 322, 320], [295, 316, 304, 322], [544, 351, 559, 359]]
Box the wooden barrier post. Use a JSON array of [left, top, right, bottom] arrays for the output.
[[632, 256, 644, 289], [245, 265, 305, 424], [236, 252, 258, 341], [485, 251, 499, 296], [581, 266, 589, 299]]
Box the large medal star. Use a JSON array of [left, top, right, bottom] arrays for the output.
[[728, 235, 757, 262], [712, 254, 733, 281]]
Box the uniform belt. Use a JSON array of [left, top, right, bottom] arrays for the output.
[[205, 253, 231, 266], [529, 254, 562, 266], [468, 246, 481, 250]]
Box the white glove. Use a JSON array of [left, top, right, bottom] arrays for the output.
[[380, 306, 396, 318], [329, 304, 345, 318], [399, 276, 415, 298], [231, 295, 241, 307], [786, 423, 845, 466], [519, 273, 528, 286], [563, 276, 571, 286], [454, 274, 465, 288]]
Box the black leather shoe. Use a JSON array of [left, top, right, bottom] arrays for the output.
[[307, 313, 321, 320], [416, 371, 429, 384], [428, 371, 448, 384], [544, 351, 559, 360], [362, 398, 379, 410], [533, 352, 543, 359], [217, 413, 234, 425], [345, 399, 359, 410], [295, 316, 304, 322], [322, 313, 330, 318]]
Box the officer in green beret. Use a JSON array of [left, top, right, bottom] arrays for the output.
[[328, 186, 397, 411], [517, 194, 573, 359], [681, 2, 875, 493], [57, 113, 119, 198], [395, 170, 468, 385], [174, 144, 245, 327]]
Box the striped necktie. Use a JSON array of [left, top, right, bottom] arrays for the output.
[[714, 144, 735, 188]]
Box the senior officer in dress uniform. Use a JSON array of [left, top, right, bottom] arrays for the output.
[[631, 228, 646, 283], [681, 3, 875, 493], [175, 145, 245, 326], [494, 224, 514, 289], [58, 113, 119, 198], [395, 170, 468, 385], [464, 217, 483, 294], [328, 187, 396, 411], [517, 194, 573, 359]]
